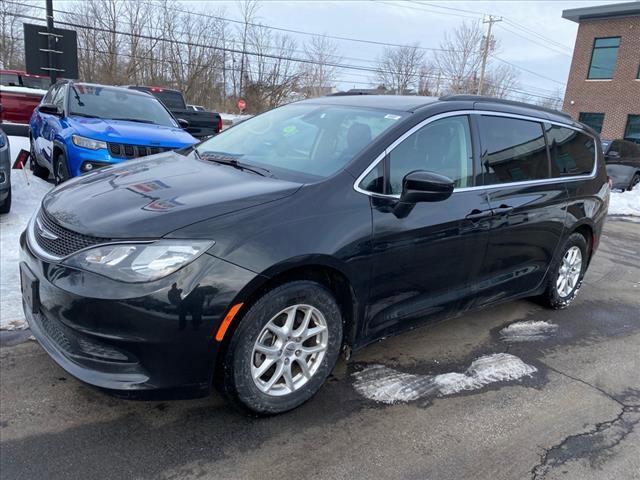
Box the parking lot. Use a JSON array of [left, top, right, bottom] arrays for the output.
[[1, 217, 638, 480]]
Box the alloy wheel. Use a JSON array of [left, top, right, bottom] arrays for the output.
[[251, 304, 329, 396], [556, 246, 582, 297]]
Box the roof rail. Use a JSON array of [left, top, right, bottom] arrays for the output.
[[439, 94, 573, 120]]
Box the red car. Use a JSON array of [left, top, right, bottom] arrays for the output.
[[1, 70, 49, 128]]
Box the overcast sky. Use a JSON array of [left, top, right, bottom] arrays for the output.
[[190, 0, 632, 101]]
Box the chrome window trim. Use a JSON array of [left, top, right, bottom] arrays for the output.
[[353, 109, 599, 199]]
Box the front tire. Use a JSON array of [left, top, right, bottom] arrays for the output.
[[29, 137, 50, 180], [629, 173, 640, 191], [541, 233, 588, 310], [54, 152, 70, 185], [221, 281, 343, 415]]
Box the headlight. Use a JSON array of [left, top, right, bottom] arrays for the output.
[[62, 240, 214, 282], [72, 135, 107, 150]]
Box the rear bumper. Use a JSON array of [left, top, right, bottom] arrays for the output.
[[20, 230, 258, 395]]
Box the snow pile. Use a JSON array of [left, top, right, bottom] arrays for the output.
[[608, 184, 640, 217], [500, 320, 558, 343], [353, 353, 537, 405], [1, 136, 53, 330]]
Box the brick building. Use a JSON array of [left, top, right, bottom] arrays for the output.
[[562, 2, 640, 141]]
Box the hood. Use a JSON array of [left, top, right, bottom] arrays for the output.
[[67, 117, 197, 147], [42, 151, 302, 238]]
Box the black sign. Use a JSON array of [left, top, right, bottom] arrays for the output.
[[24, 23, 78, 79]]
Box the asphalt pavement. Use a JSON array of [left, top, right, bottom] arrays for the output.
[[1, 218, 638, 480]]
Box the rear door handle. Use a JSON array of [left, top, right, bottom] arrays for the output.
[[493, 204, 514, 215], [466, 208, 493, 220]]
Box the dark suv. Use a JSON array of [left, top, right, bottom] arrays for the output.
[[20, 95, 609, 414], [602, 138, 640, 191]]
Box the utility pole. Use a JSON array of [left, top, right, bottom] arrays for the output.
[[45, 0, 57, 85], [477, 14, 501, 96]]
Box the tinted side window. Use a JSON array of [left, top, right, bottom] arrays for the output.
[[0, 73, 20, 86], [478, 116, 548, 184], [546, 126, 595, 177], [360, 161, 385, 194], [52, 85, 65, 109], [42, 85, 57, 104], [387, 115, 473, 194]]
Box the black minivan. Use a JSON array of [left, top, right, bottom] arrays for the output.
[[20, 95, 609, 414]]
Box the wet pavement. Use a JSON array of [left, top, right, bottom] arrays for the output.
[[1, 219, 638, 480]]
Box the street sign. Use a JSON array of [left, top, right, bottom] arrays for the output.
[[237, 99, 246, 111], [24, 23, 79, 79]]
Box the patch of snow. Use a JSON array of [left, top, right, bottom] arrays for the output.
[[353, 353, 537, 405], [608, 184, 640, 217], [0, 85, 47, 96], [499, 320, 558, 343], [1, 137, 53, 329], [7, 135, 31, 163]]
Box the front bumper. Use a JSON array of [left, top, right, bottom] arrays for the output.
[[20, 230, 258, 395]]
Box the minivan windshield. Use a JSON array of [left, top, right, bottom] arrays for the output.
[[68, 85, 178, 127], [196, 103, 405, 179]]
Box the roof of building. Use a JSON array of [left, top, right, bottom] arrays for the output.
[[562, 1, 640, 23]]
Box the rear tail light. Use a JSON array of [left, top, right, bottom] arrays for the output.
[[217, 116, 223, 133]]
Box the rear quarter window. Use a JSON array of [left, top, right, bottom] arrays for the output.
[[546, 125, 595, 177], [478, 115, 549, 184]]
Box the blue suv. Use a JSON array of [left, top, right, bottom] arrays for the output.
[[29, 82, 198, 183]]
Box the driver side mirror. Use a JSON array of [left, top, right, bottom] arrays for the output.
[[606, 150, 620, 159], [39, 103, 62, 116], [400, 170, 455, 203], [177, 118, 189, 129]]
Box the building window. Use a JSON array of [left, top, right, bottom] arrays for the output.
[[587, 37, 620, 79], [625, 115, 640, 144], [579, 112, 605, 133]]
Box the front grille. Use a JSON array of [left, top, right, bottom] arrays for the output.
[[108, 142, 171, 159], [34, 209, 110, 258]]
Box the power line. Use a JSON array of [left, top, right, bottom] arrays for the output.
[[4, 0, 568, 87], [5, 9, 564, 101]]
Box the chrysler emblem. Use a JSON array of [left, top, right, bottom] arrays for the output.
[[36, 216, 58, 241]]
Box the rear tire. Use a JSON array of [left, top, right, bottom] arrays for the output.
[[220, 281, 343, 415], [0, 188, 11, 214], [29, 137, 50, 180], [629, 173, 640, 191], [54, 152, 70, 185], [541, 233, 588, 310]]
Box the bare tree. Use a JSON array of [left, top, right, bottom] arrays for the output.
[[243, 23, 300, 112], [435, 20, 519, 98], [534, 87, 564, 110], [417, 61, 442, 96], [376, 43, 425, 94], [300, 35, 340, 98], [0, 0, 37, 69]]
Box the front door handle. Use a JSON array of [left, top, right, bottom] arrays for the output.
[[466, 208, 493, 220], [493, 204, 514, 215]]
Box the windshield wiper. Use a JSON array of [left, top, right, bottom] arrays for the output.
[[110, 118, 157, 125], [198, 150, 273, 177], [70, 112, 100, 118]]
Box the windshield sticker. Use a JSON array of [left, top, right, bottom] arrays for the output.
[[283, 125, 298, 136], [384, 114, 402, 120]]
